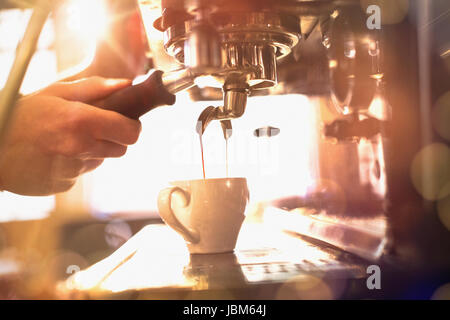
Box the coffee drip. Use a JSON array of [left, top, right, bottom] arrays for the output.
[[199, 135, 206, 179], [196, 107, 232, 179]]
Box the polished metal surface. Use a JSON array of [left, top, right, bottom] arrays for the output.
[[162, 11, 300, 91], [218, 11, 300, 60], [161, 68, 197, 94], [184, 21, 222, 74], [216, 87, 248, 119], [59, 224, 368, 299], [196, 84, 248, 137], [223, 43, 277, 89], [143, 1, 335, 126], [196, 105, 233, 139], [196, 106, 217, 136], [195, 73, 250, 136]]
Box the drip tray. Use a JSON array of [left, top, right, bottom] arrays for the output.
[[59, 223, 370, 299]]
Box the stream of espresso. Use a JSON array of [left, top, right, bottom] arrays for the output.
[[199, 135, 206, 180], [198, 132, 230, 180], [197, 108, 233, 180], [225, 138, 229, 177]]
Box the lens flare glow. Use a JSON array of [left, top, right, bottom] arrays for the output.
[[65, 0, 109, 42]]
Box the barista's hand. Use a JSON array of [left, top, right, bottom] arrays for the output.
[[0, 77, 141, 196]]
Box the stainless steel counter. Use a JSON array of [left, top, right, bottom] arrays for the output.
[[59, 223, 369, 299]]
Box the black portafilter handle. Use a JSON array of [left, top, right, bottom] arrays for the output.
[[96, 70, 176, 120]]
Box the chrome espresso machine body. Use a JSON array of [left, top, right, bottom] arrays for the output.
[[136, 0, 450, 275], [139, 0, 390, 254]]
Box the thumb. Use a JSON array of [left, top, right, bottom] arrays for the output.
[[39, 77, 132, 103]]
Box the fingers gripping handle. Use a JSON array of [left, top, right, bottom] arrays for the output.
[[157, 187, 200, 244], [97, 70, 176, 120]]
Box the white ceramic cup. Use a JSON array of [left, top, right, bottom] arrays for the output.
[[157, 178, 249, 254]]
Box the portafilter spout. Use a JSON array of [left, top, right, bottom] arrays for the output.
[[196, 106, 232, 140], [196, 83, 249, 138]]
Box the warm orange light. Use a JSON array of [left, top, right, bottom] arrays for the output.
[[60, 225, 192, 294], [65, 0, 109, 43], [368, 96, 384, 117]]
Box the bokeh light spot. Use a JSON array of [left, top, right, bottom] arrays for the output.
[[431, 283, 450, 300], [410, 143, 450, 201], [275, 274, 334, 300], [437, 195, 450, 231]]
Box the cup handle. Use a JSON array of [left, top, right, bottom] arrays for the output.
[[157, 187, 200, 244]]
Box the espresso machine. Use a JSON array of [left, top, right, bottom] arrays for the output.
[[1, 0, 449, 299], [127, 0, 395, 259]]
